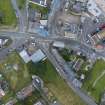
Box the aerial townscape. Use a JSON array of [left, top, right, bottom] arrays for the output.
[[1, 0, 105, 105]]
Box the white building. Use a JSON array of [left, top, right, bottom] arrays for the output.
[[40, 20, 48, 26], [19, 50, 31, 63], [19, 49, 45, 63], [31, 49, 46, 63], [34, 101, 43, 105], [87, 0, 102, 17], [53, 41, 65, 48]]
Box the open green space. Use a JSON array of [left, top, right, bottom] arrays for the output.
[[0, 0, 17, 26], [28, 60, 86, 105], [83, 59, 105, 103], [0, 52, 42, 104], [0, 52, 31, 92], [17, 0, 25, 9]]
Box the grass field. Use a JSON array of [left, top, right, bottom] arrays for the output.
[[0, 0, 16, 26], [0, 52, 31, 92], [17, 0, 25, 9], [83, 59, 105, 103], [28, 60, 86, 105]]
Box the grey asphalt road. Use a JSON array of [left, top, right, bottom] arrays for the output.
[[48, 0, 65, 36], [11, 0, 25, 32]]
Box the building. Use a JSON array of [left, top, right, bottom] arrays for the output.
[[64, 31, 77, 39], [72, 1, 86, 13], [53, 41, 65, 48], [97, 29, 105, 39], [16, 84, 34, 100], [31, 49, 46, 63], [5, 99, 17, 105], [19, 49, 45, 63], [0, 88, 5, 98], [87, 0, 102, 17], [19, 49, 31, 63], [40, 20, 48, 26], [29, 0, 47, 7], [34, 101, 45, 105]]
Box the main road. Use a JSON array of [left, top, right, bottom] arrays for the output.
[[11, 0, 25, 32]]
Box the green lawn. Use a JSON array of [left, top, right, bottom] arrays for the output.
[[0, 0, 17, 26], [28, 60, 86, 105], [17, 0, 25, 9], [0, 52, 31, 92], [83, 59, 105, 103]]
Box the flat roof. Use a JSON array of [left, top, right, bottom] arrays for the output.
[[31, 49, 45, 63], [19, 50, 31, 63]]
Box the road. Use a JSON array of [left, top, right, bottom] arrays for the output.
[[11, 0, 25, 32], [48, 0, 65, 36]]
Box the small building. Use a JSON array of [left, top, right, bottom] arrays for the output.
[[34, 101, 44, 105], [19, 50, 31, 63], [5, 99, 17, 105], [29, 0, 47, 7], [72, 1, 85, 13], [87, 0, 102, 17], [16, 84, 34, 100], [0, 88, 5, 98], [64, 31, 77, 39], [19, 49, 45, 63], [53, 41, 65, 48], [31, 49, 46, 63], [40, 20, 48, 26]]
